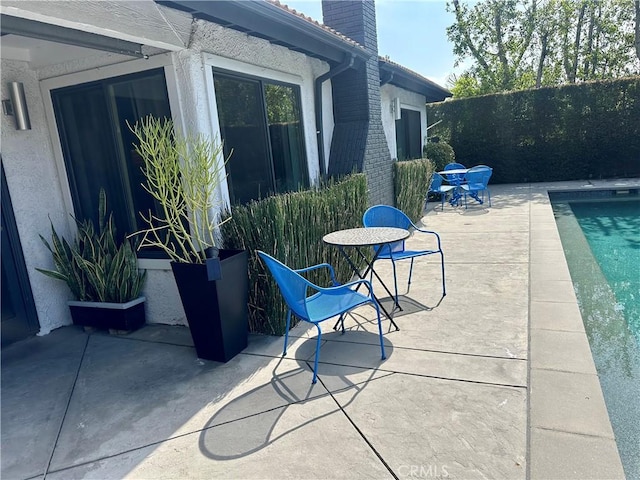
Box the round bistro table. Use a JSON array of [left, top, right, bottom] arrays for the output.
[[323, 226, 410, 330]]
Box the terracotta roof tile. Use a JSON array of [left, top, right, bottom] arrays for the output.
[[267, 0, 363, 48]]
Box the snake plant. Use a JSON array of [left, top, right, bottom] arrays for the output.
[[37, 189, 146, 303]]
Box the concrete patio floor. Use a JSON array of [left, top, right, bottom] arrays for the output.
[[2, 180, 634, 480]]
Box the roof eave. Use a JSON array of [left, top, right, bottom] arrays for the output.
[[379, 61, 452, 103], [158, 0, 370, 64]]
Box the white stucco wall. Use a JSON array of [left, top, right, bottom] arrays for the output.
[[1, 59, 73, 334], [380, 84, 427, 160], [1, 18, 336, 333]]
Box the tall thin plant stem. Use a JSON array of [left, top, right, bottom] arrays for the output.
[[129, 116, 231, 263]]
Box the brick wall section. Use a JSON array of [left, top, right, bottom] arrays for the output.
[[322, 0, 393, 206]]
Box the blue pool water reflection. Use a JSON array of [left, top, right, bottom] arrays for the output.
[[553, 198, 639, 479], [571, 200, 640, 339]]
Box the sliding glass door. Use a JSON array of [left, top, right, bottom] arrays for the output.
[[51, 69, 171, 248]]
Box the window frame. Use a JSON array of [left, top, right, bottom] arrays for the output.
[[51, 68, 172, 236], [202, 53, 316, 206], [211, 67, 309, 204], [41, 53, 181, 270], [395, 107, 423, 161]]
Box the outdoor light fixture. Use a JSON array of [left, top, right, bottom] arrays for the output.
[[2, 82, 31, 130], [392, 97, 402, 120]]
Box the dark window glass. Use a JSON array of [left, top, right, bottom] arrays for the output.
[[266, 84, 308, 193], [108, 75, 173, 230], [53, 83, 125, 230], [51, 69, 171, 254], [395, 108, 422, 160], [214, 71, 308, 204], [214, 75, 273, 205]]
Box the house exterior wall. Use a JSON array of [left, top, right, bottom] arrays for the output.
[[143, 28, 334, 325], [2, 19, 335, 333], [380, 84, 427, 160], [2, 3, 439, 338], [1, 59, 73, 334], [321, 80, 335, 174]]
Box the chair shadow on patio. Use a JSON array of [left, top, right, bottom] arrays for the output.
[[198, 328, 395, 461], [426, 204, 491, 216], [377, 294, 445, 318]]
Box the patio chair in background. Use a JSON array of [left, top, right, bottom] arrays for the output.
[[257, 251, 386, 384], [427, 172, 456, 211], [362, 205, 446, 305], [461, 165, 493, 208], [443, 162, 467, 185]]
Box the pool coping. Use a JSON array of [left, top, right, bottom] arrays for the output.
[[527, 179, 639, 480]]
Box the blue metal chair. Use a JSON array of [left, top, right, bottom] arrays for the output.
[[362, 206, 446, 306], [427, 173, 456, 211], [461, 166, 493, 208], [257, 251, 386, 384], [443, 162, 467, 184]]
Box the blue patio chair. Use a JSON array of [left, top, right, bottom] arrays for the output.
[[443, 162, 467, 185], [257, 251, 386, 384], [362, 206, 446, 305], [427, 173, 456, 211], [461, 165, 493, 208]]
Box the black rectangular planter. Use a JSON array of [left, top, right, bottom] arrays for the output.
[[171, 249, 249, 363], [68, 297, 146, 331]]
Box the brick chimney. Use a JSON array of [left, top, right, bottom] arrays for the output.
[[322, 0, 393, 206]]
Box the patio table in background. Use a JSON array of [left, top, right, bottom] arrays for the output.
[[437, 168, 483, 206], [323, 226, 410, 331], [438, 168, 467, 206]]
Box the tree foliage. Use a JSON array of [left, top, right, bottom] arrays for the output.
[[447, 0, 640, 96]]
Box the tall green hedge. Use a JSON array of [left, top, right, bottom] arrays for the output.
[[221, 174, 368, 335], [394, 159, 434, 222], [426, 76, 640, 183]]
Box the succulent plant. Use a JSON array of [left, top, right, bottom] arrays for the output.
[[37, 189, 146, 303]]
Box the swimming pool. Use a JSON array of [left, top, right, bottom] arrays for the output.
[[552, 196, 639, 479]]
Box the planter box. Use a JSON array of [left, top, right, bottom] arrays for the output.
[[171, 249, 248, 363], [68, 296, 146, 331]]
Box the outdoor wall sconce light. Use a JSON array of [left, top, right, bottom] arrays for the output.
[[392, 97, 402, 121], [2, 82, 31, 130]]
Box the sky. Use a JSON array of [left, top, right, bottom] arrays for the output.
[[282, 0, 468, 88]]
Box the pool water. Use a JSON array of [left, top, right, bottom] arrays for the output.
[[553, 198, 640, 479]]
